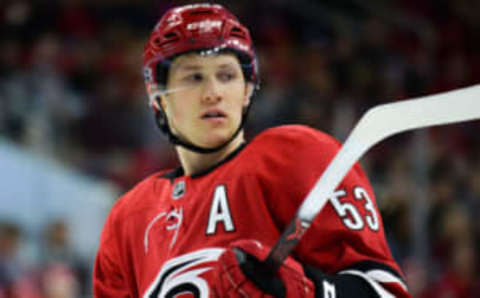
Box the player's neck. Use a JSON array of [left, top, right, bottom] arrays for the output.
[[176, 132, 245, 176]]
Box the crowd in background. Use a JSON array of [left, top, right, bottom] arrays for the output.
[[1, 0, 480, 297]]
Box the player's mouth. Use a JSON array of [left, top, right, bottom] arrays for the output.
[[201, 109, 227, 123]]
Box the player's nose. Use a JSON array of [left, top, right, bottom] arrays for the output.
[[201, 77, 222, 104]]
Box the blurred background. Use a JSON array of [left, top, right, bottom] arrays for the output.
[[1, 0, 479, 297]]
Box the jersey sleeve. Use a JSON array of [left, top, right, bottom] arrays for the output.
[[254, 125, 409, 297], [93, 207, 132, 298]]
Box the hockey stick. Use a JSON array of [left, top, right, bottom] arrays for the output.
[[264, 84, 480, 272]]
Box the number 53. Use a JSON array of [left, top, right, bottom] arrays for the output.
[[329, 187, 379, 231]]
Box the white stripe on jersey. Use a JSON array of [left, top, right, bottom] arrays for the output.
[[366, 269, 408, 291], [338, 269, 399, 298]]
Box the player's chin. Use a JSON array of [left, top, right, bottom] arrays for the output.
[[198, 129, 235, 149]]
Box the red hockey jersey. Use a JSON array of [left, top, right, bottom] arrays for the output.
[[93, 125, 408, 297]]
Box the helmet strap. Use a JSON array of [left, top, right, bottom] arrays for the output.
[[154, 104, 251, 154]]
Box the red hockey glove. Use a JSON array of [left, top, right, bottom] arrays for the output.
[[214, 239, 315, 298]]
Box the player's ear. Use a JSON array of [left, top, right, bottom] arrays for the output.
[[147, 83, 168, 112], [149, 91, 168, 116], [157, 94, 168, 111], [155, 93, 167, 111], [243, 82, 254, 107]]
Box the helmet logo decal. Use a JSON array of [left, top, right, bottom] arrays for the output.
[[164, 14, 182, 28], [187, 20, 222, 32]]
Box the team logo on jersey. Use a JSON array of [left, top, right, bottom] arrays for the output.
[[143, 248, 224, 298], [144, 208, 183, 253], [172, 181, 186, 199]]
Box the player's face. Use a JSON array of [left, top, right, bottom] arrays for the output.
[[158, 53, 252, 149]]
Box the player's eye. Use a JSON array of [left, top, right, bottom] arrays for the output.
[[217, 70, 237, 82], [183, 73, 203, 83]]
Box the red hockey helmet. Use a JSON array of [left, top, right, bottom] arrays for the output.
[[142, 4, 258, 154], [143, 3, 258, 95]]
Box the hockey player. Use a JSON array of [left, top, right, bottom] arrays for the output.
[[93, 3, 411, 297]]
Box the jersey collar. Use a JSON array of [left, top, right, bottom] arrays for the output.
[[162, 142, 247, 182]]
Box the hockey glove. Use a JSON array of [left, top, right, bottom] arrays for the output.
[[214, 239, 315, 298]]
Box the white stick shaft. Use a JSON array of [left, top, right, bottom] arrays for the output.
[[298, 84, 480, 222]]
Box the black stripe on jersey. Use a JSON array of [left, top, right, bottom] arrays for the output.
[[161, 142, 247, 182], [149, 258, 199, 297], [162, 167, 184, 182], [191, 142, 246, 178], [165, 283, 200, 298]]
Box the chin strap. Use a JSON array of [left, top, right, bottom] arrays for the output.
[[154, 103, 250, 154]]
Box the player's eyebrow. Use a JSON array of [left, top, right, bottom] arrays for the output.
[[217, 63, 237, 70], [174, 64, 202, 72], [174, 62, 237, 73]]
